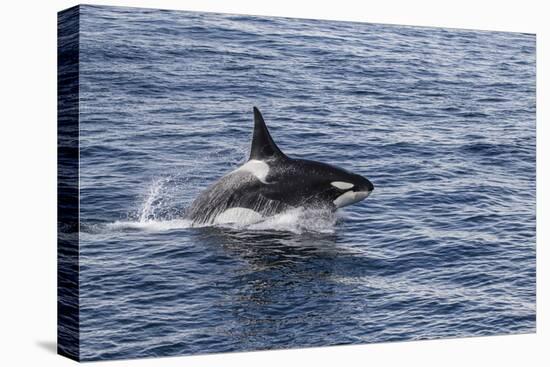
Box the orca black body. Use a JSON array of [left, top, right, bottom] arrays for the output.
[[186, 107, 374, 225]]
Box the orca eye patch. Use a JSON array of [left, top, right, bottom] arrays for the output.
[[331, 181, 354, 190]]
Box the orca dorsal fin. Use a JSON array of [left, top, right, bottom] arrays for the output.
[[249, 107, 286, 161]]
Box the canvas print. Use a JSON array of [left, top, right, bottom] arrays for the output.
[[57, 4, 536, 362]]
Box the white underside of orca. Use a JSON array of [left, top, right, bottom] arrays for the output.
[[214, 207, 263, 225], [334, 190, 371, 208], [234, 159, 270, 183]]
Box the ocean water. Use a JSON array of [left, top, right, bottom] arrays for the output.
[[76, 5, 536, 361]]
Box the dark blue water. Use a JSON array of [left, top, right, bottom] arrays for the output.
[[77, 5, 536, 361]]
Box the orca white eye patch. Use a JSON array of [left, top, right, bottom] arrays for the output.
[[331, 181, 354, 190]]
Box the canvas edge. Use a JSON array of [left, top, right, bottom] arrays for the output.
[[57, 5, 81, 362]]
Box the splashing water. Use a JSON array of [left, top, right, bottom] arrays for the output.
[[107, 176, 339, 234], [106, 218, 194, 232], [247, 207, 338, 234], [138, 177, 168, 222]]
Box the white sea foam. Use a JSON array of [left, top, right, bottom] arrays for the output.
[[247, 207, 337, 234], [106, 207, 337, 234], [214, 207, 263, 225], [101, 175, 339, 234], [106, 219, 195, 232]]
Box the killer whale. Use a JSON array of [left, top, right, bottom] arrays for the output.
[[186, 107, 374, 225]]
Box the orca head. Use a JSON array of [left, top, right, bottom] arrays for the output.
[[289, 158, 373, 209], [328, 169, 374, 209], [249, 107, 374, 209]]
